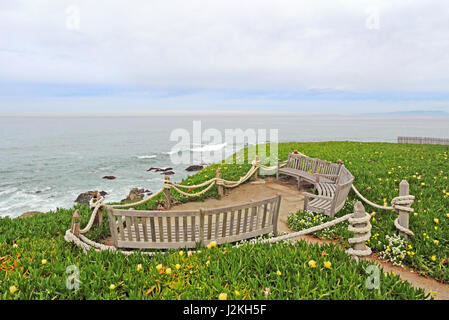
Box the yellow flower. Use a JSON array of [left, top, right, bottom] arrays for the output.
[[324, 261, 332, 269], [207, 241, 217, 249], [434, 240, 439, 245], [371, 212, 376, 216], [12, 243, 19, 248], [276, 270, 282, 276], [218, 293, 228, 300], [179, 250, 184, 256], [446, 213, 449, 218], [136, 264, 143, 272], [434, 218, 439, 224], [165, 268, 172, 275], [109, 284, 116, 290], [187, 251, 193, 257], [431, 256, 437, 261], [434, 226, 438, 230], [41, 259, 47, 265], [308, 260, 317, 268], [156, 264, 163, 271], [414, 212, 418, 217], [9, 285, 18, 294], [175, 264, 181, 270], [234, 290, 240, 296]]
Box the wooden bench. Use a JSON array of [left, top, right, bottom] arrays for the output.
[[277, 152, 343, 188], [303, 166, 354, 217], [106, 195, 281, 249]]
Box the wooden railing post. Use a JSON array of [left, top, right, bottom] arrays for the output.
[[347, 201, 372, 262], [253, 155, 259, 180], [92, 190, 103, 226], [164, 175, 171, 209], [216, 168, 224, 197], [397, 180, 410, 238], [71, 210, 81, 237]]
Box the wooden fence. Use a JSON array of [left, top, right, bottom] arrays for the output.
[[398, 136, 449, 145]]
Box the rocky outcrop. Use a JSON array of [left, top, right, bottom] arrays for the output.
[[121, 188, 152, 203], [75, 191, 108, 204], [102, 176, 116, 180], [162, 171, 175, 175], [19, 211, 45, 219], [185, 165, 203, 172], [147, 167, 173, 172]]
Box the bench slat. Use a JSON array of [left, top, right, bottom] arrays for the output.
[[107, 195, 282, 249], [175, 217, 179, 242]]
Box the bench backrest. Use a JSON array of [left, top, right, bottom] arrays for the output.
[[106, 195, 282, 249], [330, 166, 354, 215], [286, 153, 342, 183], [286, 153, 317, 172]]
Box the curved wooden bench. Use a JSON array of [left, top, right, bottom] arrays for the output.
[[277, 152, 343, 188], [106, 195, 282, 249], [303, 167, 354, 217]]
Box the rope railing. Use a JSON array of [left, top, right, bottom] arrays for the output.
[[75, 153, 414, 242], [351, 183, 415, 236], [65, 200, 373, 262], [77, 157, 271, 234]]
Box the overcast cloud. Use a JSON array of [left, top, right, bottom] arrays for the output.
[[1, 0, 449, 113]]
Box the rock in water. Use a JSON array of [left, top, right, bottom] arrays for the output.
[[147, 167, 173, 172], [75, 191, 108, 204], [162, 171, 175, 175], [103, 176, 116, 180], [121, 188, 152, 203], [185, 165, 203, 172]]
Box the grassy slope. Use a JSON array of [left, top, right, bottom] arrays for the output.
[[278, 142, 449, 282], [1, 141, 446, 299]]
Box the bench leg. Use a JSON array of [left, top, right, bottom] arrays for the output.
[[303, 196, 308, 211], [297, 177, 301, 190]]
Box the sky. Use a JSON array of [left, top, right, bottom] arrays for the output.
[[1, 0, 449, 114]]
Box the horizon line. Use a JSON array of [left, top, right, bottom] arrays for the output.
[[0, 109, 447, 117]]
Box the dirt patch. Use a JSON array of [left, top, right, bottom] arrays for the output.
[[173, 176, 304, 234]]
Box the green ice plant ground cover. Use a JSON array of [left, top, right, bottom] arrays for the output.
[[0, 141, 446, 299], [280, 142, 449, 282]]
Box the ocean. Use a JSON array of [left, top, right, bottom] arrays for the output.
[[1, 114, 448, 218]]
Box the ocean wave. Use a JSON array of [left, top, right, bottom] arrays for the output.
[[164, 142, 229, 155], [136, 155, 157, 159], [191, 142, 227, 153], [0, 187, 18, 196], [163, 147, 190, 155]]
